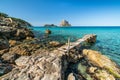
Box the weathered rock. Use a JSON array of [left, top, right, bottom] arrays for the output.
[[67, 73, 75, 80], [15, 28, 34, 40], [88, 67, 97, 74], [77, 63, 93, 80], [45, 29, 51, 34], [83, 34, 97, 43], [9, 40, 20, 47], [2, 53, 20, 63], [15, 56, 30, 67], [94, 70, 115, 80], [1, 52, 62, 80], [60, 20, 71, 27], [83, 49, 120, 78], [0, 37, 9, 50], [0, 49, 9, 56], [49, 41, 61, 47]]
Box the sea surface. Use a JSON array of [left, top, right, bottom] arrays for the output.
[[32, 26, 120, 65]]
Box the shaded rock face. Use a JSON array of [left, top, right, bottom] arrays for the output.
[[0, 37, 9, 50], [0, 12, 34, 50], [60, 20, 71, 27]]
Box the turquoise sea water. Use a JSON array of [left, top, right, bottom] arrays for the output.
[[33, 27, 120, 65]]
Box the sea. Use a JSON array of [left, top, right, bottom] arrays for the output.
[[32, 26, 120, 65]]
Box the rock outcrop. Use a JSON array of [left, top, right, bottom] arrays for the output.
[[60, 20, 71, 27], [0, 12, 34, 50], [0, 12, 120, 80], [83, 34, 97, 43], [83, 49, 120, 78], [0, 12, 35, 75]]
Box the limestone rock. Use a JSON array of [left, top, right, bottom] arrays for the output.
[[2, 53, 20, 63], [95, 70, 115, 80], [83, 34, 97, 43], [88, 67, 97, 74], [49, 41, 61, 47], [67, 73, 75, 80], [83, 49, 120, 78], [15, 56, 30, 67], [60, 20, 71, 27], [0, 50, 62, 80]]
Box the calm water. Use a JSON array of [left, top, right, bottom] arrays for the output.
[[33, 27, 120, 65]]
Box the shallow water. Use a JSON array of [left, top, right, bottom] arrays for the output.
[[33, 26, 120, 65]]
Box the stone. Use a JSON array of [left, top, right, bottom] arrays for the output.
[[49, 41, 61, 47], [15, 56, 30, 67], [0, 49, 9, 56], [83, 34, 97, 43], [60, 20, 71, 27], [67, 73, 75, 80], [77, 63, 93, 80], [0, 50, 62, 80], [83, 49, 120, 78], [2, 53, 20, 63], [88, 67, 97, 74], [45, 29, 51, 34], [0, 37, 9, 50], [94, 70, 115, 80], [9, 40, 17, 47]]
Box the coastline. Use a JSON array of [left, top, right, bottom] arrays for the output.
[[0, 13, 120, 80]]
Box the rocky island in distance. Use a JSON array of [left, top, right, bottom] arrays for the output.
[[43, 19, 71, 27], [0, 12, 120, 80]]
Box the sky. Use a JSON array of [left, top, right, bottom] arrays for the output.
[[0, 0, 120, 26]]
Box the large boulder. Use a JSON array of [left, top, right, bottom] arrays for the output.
[[83, 49, 120, 78], [83, 34, 97, 43]]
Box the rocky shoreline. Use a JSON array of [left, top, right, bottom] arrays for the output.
[[0, 13, 120, 80]]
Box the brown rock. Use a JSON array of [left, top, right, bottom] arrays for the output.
[[15, 56, 30, 67], [49, 41, 61, 47], [9, 40, 17, 47], [83, 49, 120, 78], [95, 70, 115, 80], [2, 53, 20, 63], [67, 73, 75, 80], [0, 37, 9, 50], [88, 67, 97, 74], [83, 34, 97, 43], [0, 49, 9, 56]]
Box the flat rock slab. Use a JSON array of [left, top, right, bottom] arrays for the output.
[[0, 52, 62, 80]]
